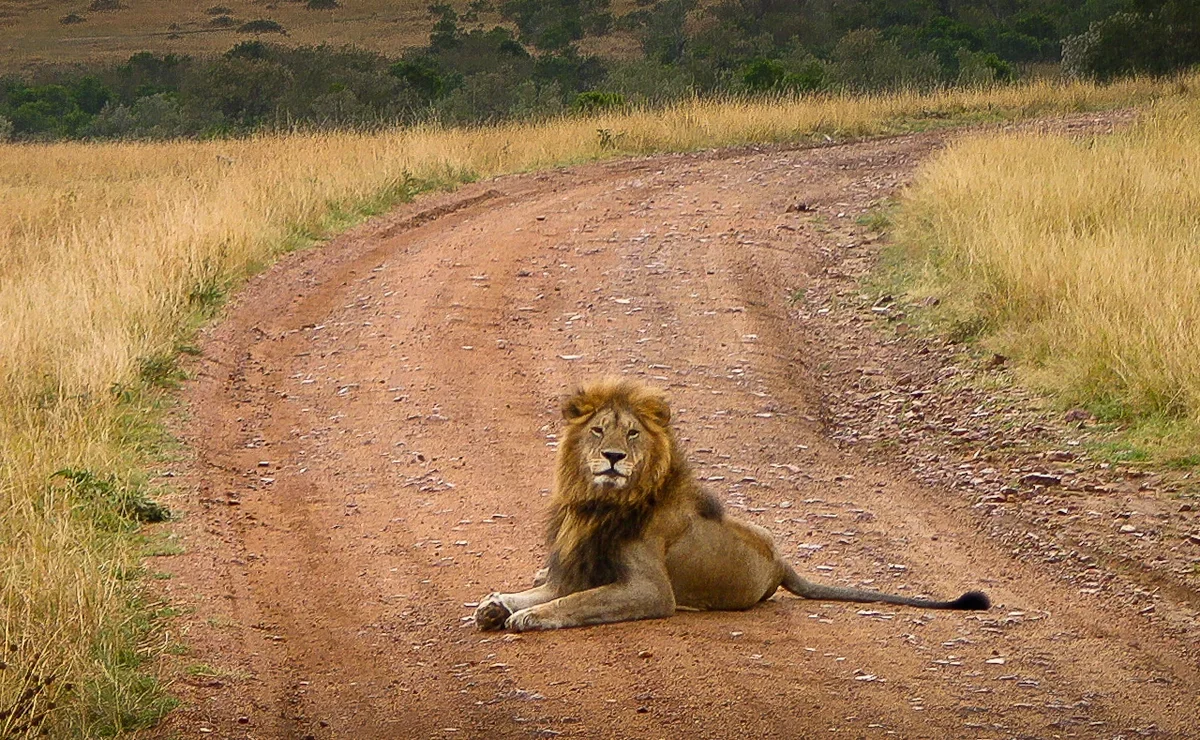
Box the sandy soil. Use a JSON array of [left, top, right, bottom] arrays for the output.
[[149, 118, 1200, 740]]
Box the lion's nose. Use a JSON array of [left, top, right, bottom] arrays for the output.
[[602, 450, 626, 465]]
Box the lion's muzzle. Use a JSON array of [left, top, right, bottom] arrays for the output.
[[590, 452, 632, 488]]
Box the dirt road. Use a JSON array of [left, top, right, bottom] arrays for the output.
[[153, 121, 1200, 739]]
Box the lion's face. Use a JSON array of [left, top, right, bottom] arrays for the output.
[[559, 379, 673, 493], [579, 406, 650, 489]]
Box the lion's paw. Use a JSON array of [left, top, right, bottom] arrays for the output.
[[474, 594, 512, 631], [505, 609, 558, 632]]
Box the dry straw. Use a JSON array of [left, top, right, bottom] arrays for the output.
[[896, 88, 1200, 450]]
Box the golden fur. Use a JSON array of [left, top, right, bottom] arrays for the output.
[[474, 378, 989, 632]]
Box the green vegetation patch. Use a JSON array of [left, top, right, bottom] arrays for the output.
[[5, 0, 1200, 142]]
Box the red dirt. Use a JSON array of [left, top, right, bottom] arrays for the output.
[[150, 117, 1200, 740]]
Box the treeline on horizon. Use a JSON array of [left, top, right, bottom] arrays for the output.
[[2, 0, 1198, 141]]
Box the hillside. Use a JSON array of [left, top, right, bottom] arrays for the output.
[[0, 0, 647, 72], [0, 0, 445, 71], [4, 0, 1197, 141]]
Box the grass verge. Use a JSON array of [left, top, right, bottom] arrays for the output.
[[1, 74, 1195, 734], [891, 80, 1200, 464]]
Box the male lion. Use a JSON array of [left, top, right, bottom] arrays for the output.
[[474, 378, 989, 632]]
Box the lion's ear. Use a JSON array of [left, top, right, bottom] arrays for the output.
[[561, 390, 595, 421], [636, 394, 671, 427]]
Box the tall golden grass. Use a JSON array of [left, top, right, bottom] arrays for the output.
[[0, 75, 1191, 734], [895, 85, 1200, 458]]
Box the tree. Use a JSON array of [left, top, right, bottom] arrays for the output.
[[500, 0, 611, 51], [1062, 12, 1171, 78], [429, 3, 462, 51], [639, 0, 696, 64]]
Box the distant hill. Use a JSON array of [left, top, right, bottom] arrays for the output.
[[3, 0, 1195, 141], [0, 0, 662, 73], [2, 0, 644, 73]]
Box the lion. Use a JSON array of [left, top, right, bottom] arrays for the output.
[[474, 378, 989, 632]]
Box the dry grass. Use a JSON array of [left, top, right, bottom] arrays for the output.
[[0, 75, 1191, 734], [894, 80, 1200, 459]]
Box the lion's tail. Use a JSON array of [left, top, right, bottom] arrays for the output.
[[781, 563, 990, 611]]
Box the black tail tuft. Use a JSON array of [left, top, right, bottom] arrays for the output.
[[949, 590, 990, 610]]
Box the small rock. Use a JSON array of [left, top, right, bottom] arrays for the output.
[[1020, 473, 1062, 487], [1065, 408, 1094, 424]]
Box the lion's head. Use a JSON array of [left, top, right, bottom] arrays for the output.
[[556, 378, 674, 495]]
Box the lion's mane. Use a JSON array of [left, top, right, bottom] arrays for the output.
[[544, 378, 686, 592]]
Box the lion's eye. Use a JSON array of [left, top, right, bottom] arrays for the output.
[[627, 428, 640, 439], [591, 426, 604, 437]]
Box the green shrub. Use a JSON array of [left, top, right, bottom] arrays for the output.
[[238, 19, 286, 34], [571, 90, 624, 113], [602, 58, 693, 103], [1062, 13, 1166, 80], [828, 29, 941, 92], [741, 58, 786, 92], [310, 88, 369, 124], [53, 468, 170, 531], [956, 49, 1014, 86]]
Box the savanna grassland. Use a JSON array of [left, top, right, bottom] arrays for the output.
[[0, 0, 654, 72], [0, 75, 1195, 735], [0, 0, 466, 71], [895, 81, 1200, 462]]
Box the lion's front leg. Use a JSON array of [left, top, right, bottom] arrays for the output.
[[506, 578, 675, 631], [474, 584, 558, 631], [506, 548, 675, 631]]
